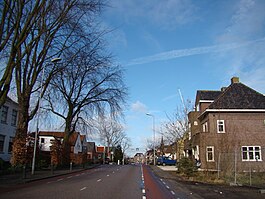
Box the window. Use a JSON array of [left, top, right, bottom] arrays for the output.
[[41, 138, 45, 143], [217, 120, 225, 133], [242, 146, 262, 161], [8, 137, 14, 152], [0, 135, 5, 152], [1, 105, 8, 124], [188, 132, 191, 140], [206, 146, 214, 162], [194, 121, 198, 126], [202, 122, 208, 132], [11, 109, 18, 126]]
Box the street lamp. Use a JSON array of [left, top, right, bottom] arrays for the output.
[[146, 113, 156, 166], [31, 57, 61, 175]]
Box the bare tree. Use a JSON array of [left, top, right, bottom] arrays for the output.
[[145, 137, 160, 151], [94, 115, 126, 159], [161, 98, 193, 143], [160, 97, 193, 160], [5, 0, 105, 166], [120, 136, 131, 164], [44, 45, 127, 164]]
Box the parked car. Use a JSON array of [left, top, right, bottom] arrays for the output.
[[157, 156, 176, 166]]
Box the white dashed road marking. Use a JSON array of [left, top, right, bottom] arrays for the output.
[[57, 178, 63, 182], [97, 179, 102, 182], [80, 187, 87, 191]]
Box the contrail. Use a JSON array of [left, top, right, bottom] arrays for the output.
[[126, 37, 265, 66]]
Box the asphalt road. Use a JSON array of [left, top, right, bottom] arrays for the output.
[[1, 164, 264, 199], [0, 165, 145, 199]]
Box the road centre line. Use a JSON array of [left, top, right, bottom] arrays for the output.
[[171, 190, 175, 195], [80, 187, 87, 191], [67, 176, 73, 179], [97, 179, 102, 182], [57, 178, 63, 182]]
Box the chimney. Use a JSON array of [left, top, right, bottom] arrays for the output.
[[231, 77, 239, 84], [221, 87, 227, 92]]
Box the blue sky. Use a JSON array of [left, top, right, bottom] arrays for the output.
[[100, 0, 265, 156]]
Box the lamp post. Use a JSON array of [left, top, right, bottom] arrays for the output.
[[31, 58, 61, 175], [146, 113, 156, 166]]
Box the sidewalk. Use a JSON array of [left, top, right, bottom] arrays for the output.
[[0, 164, 99, 192], [157, 165, 178, 171]]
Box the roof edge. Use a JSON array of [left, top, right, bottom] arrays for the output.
[[198, 109, 265, 119]]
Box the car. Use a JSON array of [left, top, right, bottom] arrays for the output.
[[157, 156, 176, 166]]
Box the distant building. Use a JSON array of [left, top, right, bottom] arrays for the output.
[[0, 97, 18, 161], [134, 152, 145, 163]]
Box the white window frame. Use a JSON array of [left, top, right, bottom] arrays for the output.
[[202, 122, 208, 132], [206, 146, 214, 162], [0, 134, 5, 152], [1, 105, 8, 124], [242, 146, 262, 161], [217, 120, 225, 133], [11, 109, 18, 126], [188, 132, 191, 140]]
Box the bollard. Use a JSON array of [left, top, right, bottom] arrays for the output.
[[22, 165, 26, 179], [70, 162, 73, 171], [51, 163, 54, 175]]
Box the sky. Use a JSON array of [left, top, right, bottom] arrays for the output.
[[99, 0, 265, 156]]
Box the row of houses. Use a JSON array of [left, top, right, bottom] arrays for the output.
[[35, 131, 111, 165], [0, 98, 112, 165], [149, 77, 265, 172]]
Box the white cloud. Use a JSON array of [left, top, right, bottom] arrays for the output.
[[213, 0, 265, 93], [108, 0, 198, 29], [126, 37, 265, 66], [131, 101, 148, 113], [162, 94, 178, 102]]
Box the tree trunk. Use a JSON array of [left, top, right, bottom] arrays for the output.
[[11, 98, 30, 166], [62, 117, 72, 166]]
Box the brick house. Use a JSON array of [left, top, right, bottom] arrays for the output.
[[184, 77, 265, 172], [96, 146, 112, 163], [133, 153, 145, 163], [86, 142, 96, 163], [38, 131, 87, 165]]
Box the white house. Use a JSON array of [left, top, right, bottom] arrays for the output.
[[38, 131, 84, 154], [0, 97, 19, 161], [37, 131, 87, 165]]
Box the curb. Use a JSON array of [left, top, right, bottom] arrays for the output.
[[24, 164, 100, 183]]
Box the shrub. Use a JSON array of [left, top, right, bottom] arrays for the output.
[[178, 157, 196, 177]]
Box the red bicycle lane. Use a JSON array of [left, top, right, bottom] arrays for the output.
[[142, 165, 175, 199]]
